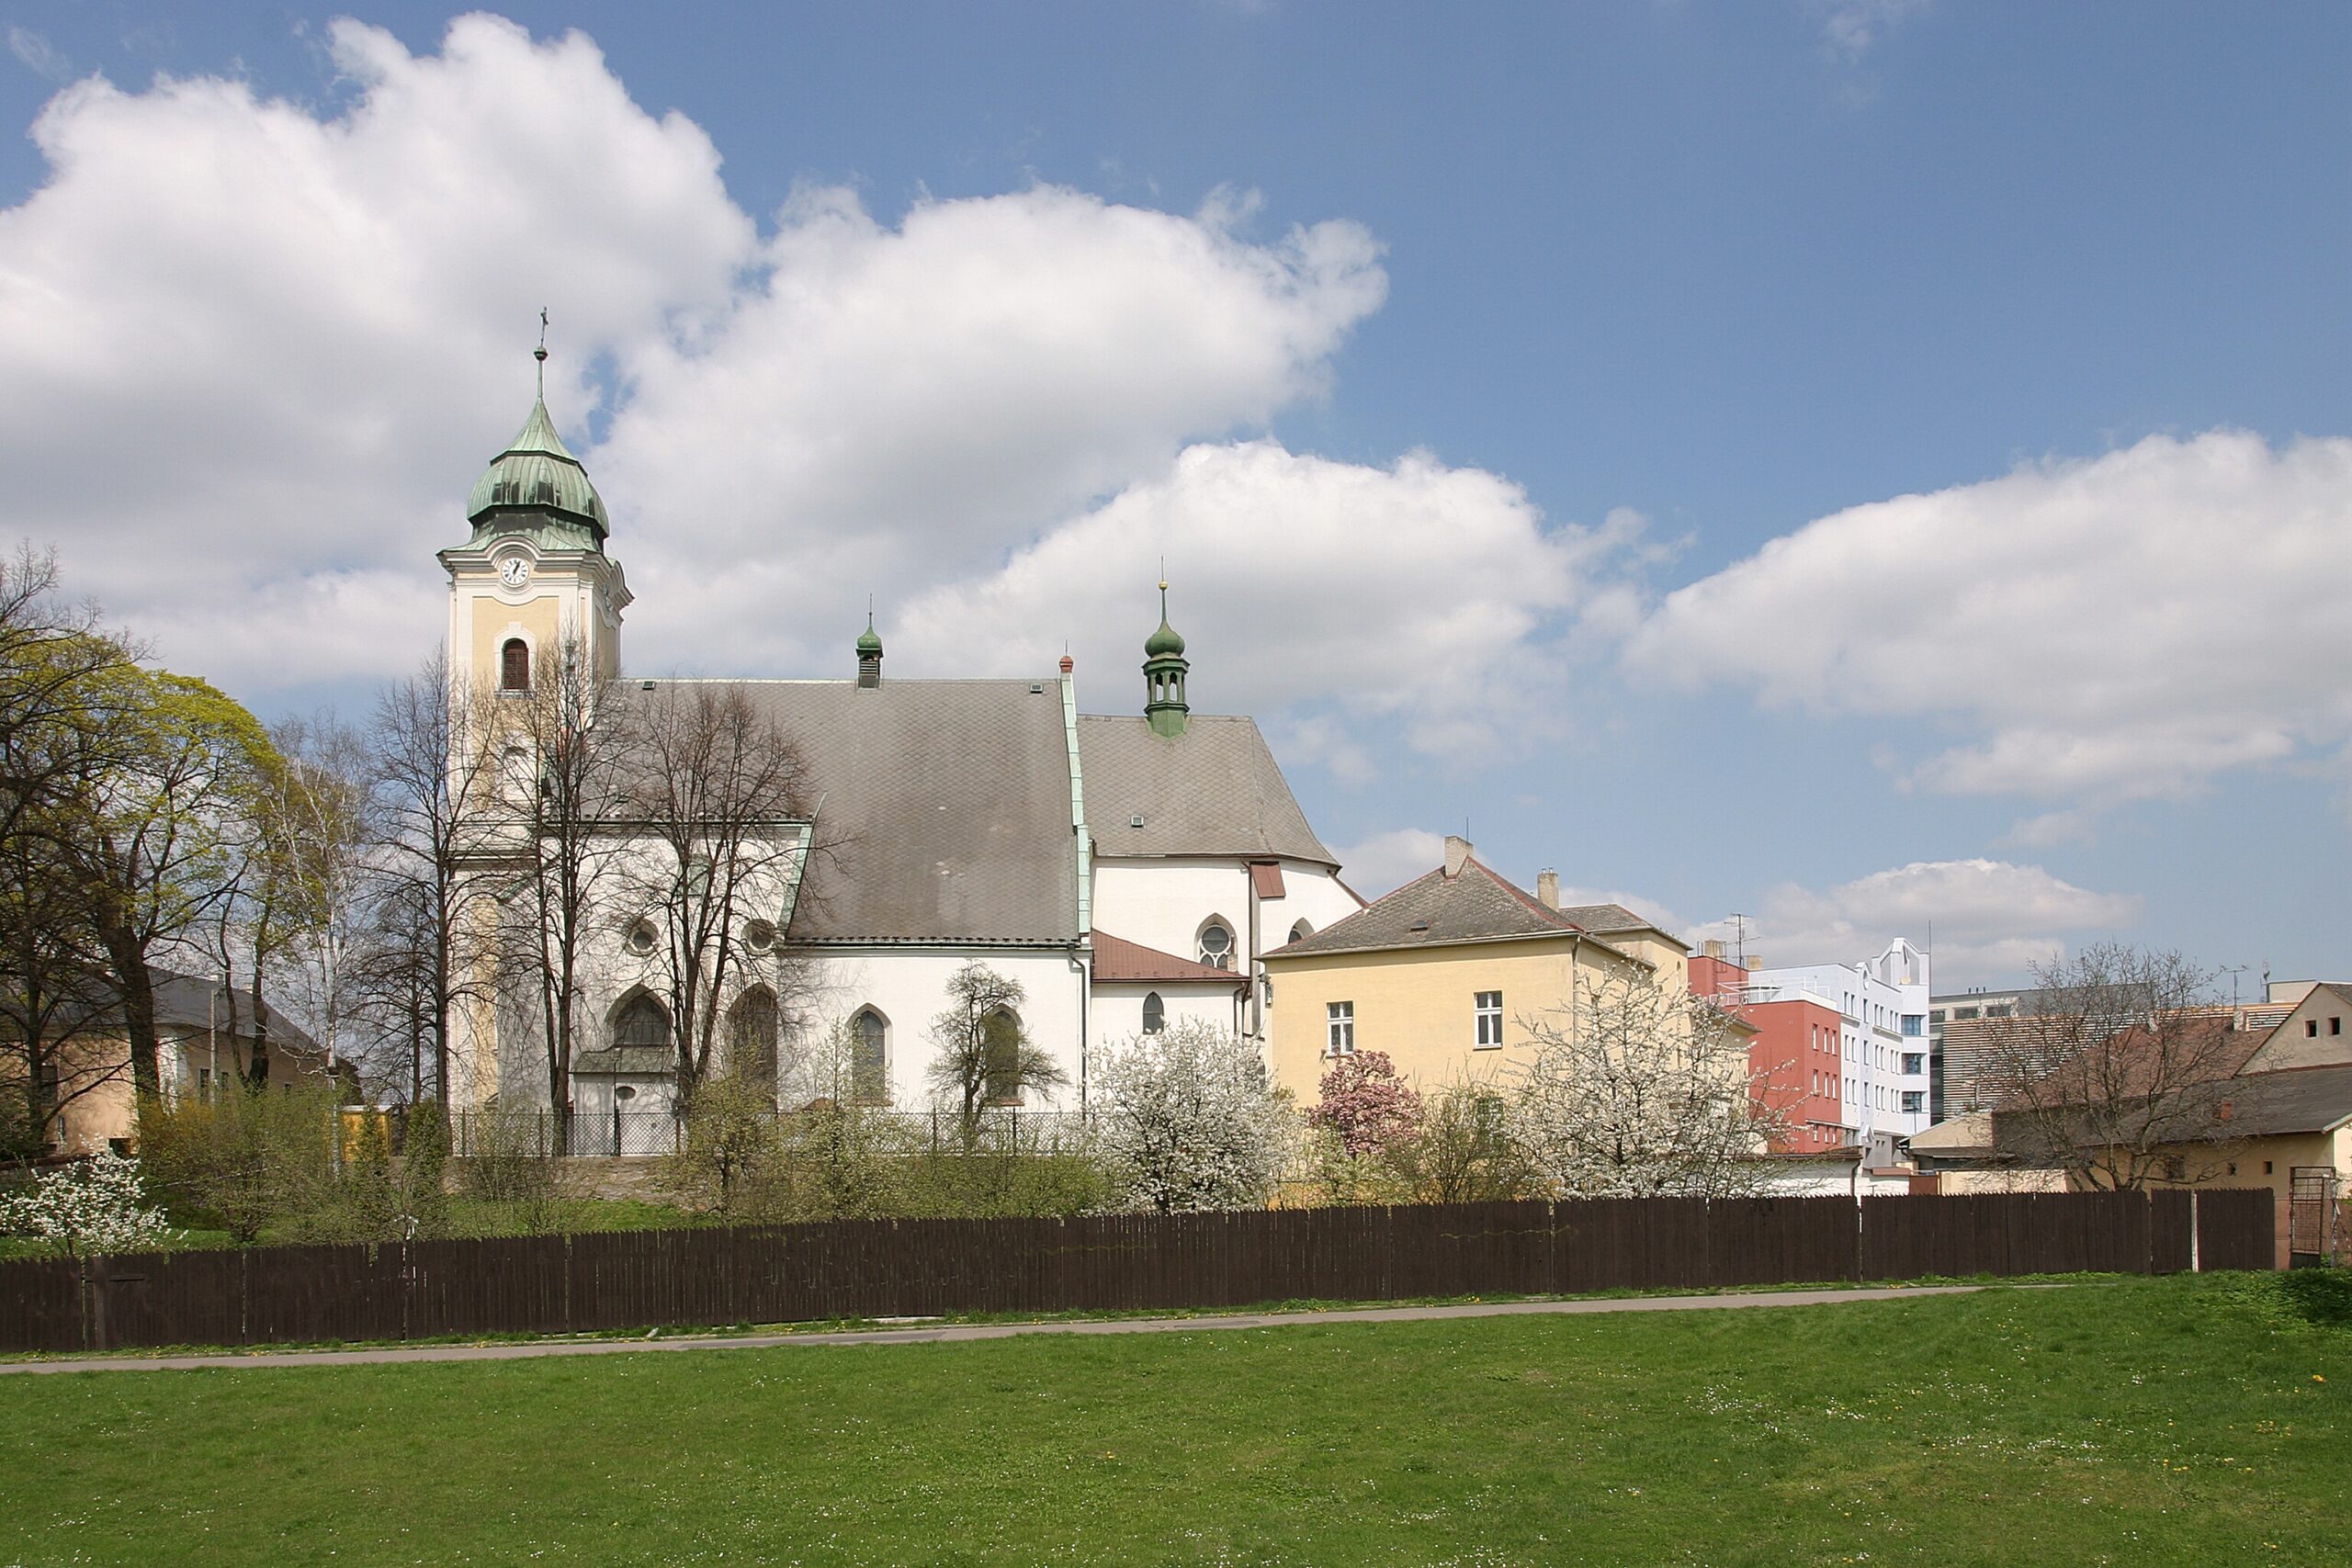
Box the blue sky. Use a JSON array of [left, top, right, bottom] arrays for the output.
[[2, 3, 2346, 987]]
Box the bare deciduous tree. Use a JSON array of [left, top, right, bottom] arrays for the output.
[[504, 635, 631, 1139], [367, 652, 503, 1108], [616, 682, 817, 1096], [1987, 945, 2251, 1190], [924, 963, 1068, 1146], [1509, 971, 1781, 1199]]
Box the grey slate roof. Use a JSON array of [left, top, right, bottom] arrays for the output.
[[1079, 715, 1335, 866], [2211, 1064, 2352, 1136], [1271, 857, 1597, 958], [665, 679, 1081, 945], [150, 970, 325, 1056], [1554, 902, 1657, 936]]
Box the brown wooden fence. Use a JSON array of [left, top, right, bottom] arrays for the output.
[[0, 1187, 2276, 1356]]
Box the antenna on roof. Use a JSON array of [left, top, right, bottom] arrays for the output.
[[1730, 911, 1749, 966]]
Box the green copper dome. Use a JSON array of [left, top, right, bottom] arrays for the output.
[[856, 621, 884, 654], [466, 381, 609, 541], [1144, 582, 1185, 659]]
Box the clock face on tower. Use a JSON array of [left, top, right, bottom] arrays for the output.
[[498, 557, 530, 590]]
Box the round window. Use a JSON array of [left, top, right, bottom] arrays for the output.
[[1198, 922, 1233, 968], [625, 918, 659, 956], [744, 918, 776, 953]]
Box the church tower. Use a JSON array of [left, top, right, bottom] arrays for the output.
[[1143, 581, 1189, 738], [437, 338, 629, 694]]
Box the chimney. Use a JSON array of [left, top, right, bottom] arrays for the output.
[[1744, 955, 1762, 973], [1704, 939, 1724, 960], [1443, 835, 1472, 879], [1536, 869, 1559, 909]]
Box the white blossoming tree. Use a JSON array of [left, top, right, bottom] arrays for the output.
[[1094, 1020, 1295, 1213], [1508, 970, 1781, 1200], [0, 1149, 172, 1258]]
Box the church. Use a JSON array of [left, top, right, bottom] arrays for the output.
[[438, 355, 1363, 1134]]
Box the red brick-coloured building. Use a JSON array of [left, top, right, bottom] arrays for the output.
[[1689, 945, 1847, 1153]]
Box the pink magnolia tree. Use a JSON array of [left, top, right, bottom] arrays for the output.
[[1308, 1050, 1425, 1158]]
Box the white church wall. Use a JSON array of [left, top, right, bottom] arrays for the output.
[[1088, 982, 1243, 1061], [791, 948, 1090, 1113], [1090, 856, 1361, 968]]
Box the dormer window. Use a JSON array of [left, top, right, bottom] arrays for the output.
[[501, 637, 530, 693]]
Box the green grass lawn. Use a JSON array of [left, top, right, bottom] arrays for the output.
[[2, 1272, 2346, 1567]]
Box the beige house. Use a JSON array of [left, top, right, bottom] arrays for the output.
[[19, 972, 334, 1156], [1261, 836, 1692, 1103]]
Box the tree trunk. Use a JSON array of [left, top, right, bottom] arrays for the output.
[[98, 924, 162, 1100]]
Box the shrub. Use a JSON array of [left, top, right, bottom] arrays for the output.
[[0, 1149, 171, 1258]]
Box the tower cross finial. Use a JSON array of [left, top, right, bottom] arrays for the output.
[[534, 307, 549, 396]]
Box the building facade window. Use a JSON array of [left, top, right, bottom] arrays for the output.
[[1326, 1001, 1354, 1056], [727, 987, 779, 1095], [1901, 1091, 1924, 1114], [501, 637, 531, 692], [1197, 919, 1235, 970], [613, 994, 672, 1051], [1288, 919, 1314, 944], [982, 1007, 1023, 1103], [1901, 1014, 1923, 1036], [1474, 990, 1503, 1048], [1142, 990, 1165, 1034], [851, 1008, 888, 1104]]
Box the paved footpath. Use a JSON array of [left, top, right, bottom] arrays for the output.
[[0, 1284, 1984, 1375]]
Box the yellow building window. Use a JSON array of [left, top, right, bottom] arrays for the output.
[[1474, 990, 1503, 1048]]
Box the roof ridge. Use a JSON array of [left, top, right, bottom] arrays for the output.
[[1467, 856, 1583, 930]]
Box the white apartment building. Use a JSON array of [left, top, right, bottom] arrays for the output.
[[1746, 937, 1933, 1141]]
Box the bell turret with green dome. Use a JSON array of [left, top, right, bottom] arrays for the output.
[[856, 608, 885, 688], [460, 344, 610, 553], [1144, 581, 1190, 737]]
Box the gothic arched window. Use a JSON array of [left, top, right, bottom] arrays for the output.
[[850, 1008, 888, 1105], [982, 1007, 1024, 1104], [1197, 918, 1235, 971], [1288, 919, 1314, 945], [728, 987, 779, 1095], [501, 637, 531, 693], [1142, 991, 1166, 1034], [612, 993, 672, 1053]]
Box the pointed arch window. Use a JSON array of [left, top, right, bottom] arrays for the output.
[[613, 993, 672, 1053], [501, 637, 531, 693], [1142, 991, 1166, 1034], [850, 1008, 888, 1105], [982, 1007, 1024, 1104], [1288, 919, 1314, 945], [1196, 918, 1235, 971], [728, 987, 779, 1096]]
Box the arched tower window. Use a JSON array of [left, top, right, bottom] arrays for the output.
[[501, 637, 531, 692], [728, 986, 779, 1096], [1197, 918, 1235, 971], [850, 1008, 888, 1105], [1142, 991, 1166, 1034], [612, 993, 672, 1053], [982, 1007, 1024, 1104]]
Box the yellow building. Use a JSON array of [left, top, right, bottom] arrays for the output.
[[1261, 835, 1693, 1103]]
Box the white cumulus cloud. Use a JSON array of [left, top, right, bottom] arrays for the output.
[[890, 442, 1630, 763], [1692, 858, 2141, 983], [1623, 431, 2352, 806]]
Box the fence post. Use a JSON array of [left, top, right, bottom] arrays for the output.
[[2188, 1190, 2200, 1273]]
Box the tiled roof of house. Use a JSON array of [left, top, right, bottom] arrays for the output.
[[2207, 1063, 2352, 1137], [1091, 931, 1246, 987], [1269, 857, 1614, 960], [1078, 715, 1335, 866], [150, 970, 325, 1057]]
